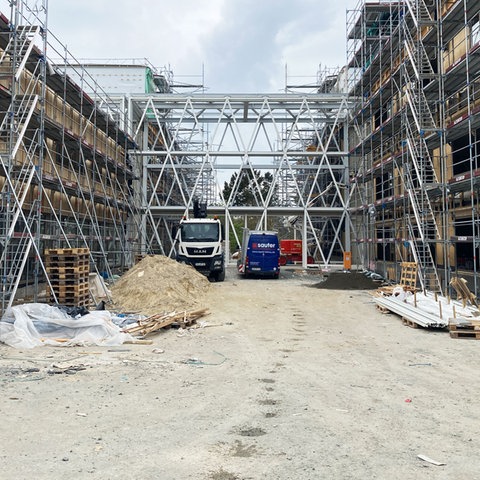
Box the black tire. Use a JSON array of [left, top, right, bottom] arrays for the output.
[[215, 269, 225, 282]]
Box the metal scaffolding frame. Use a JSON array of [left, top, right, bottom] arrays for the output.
[[0, 1, 142, 313], [347, 0, 480, 296], [129, 93, 354, 267]]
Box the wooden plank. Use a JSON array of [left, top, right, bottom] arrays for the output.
[[449, 277, 479, 308], [123, 308, 209, 337]]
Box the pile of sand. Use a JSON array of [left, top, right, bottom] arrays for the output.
[[109, 255, 211, 316]]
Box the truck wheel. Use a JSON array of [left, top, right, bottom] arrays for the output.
[[215, 269, 225, 282]]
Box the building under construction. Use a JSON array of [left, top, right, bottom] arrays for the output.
[[0, 0, 479, 313], [347, 0, 480, 296]]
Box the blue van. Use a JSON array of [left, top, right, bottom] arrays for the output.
[[237, 229, 280, 278]]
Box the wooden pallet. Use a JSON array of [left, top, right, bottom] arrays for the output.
[[376, 304, 391, 314], [449, 324, 480, 332], [51, 283, 89, 293], [450, 330, 480, 339], [400, 262, 417, 291], [45, 256, 89, 265], [402, 317, 419, 329], [46, 264, 90, 274], [51, 291, 90, 302], [48, 273, 89, 281], [50, 277, 86, 289], [45, 247, 90, 256]]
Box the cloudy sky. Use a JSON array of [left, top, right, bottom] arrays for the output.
[[42, 0, 357, 93]]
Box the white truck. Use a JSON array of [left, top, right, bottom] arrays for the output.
[[175, 201, 225, 282]]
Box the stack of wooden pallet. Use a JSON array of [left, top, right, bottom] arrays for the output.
[[45, 247, 90, 307], [449, 319, 480, 339]]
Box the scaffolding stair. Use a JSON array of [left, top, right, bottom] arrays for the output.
[[0, 17, 44, 312], [0, 203, 37, 309], [405, 0, 436, 29], [399, 1, 442, 294], [0, 24, 41, 81]]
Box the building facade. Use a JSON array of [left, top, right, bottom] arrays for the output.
[[347, 0, 480, 295]]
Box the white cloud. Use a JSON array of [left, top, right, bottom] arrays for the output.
[[36, 0, 357, 92]]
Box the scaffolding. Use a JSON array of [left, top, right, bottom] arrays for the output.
[[347, 0, 480, 296], [0, 1, 142, 313]]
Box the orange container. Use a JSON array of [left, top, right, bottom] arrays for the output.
[[343, 251, 352, 270]]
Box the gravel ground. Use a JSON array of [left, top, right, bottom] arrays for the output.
[[0, 266, 479, 479]]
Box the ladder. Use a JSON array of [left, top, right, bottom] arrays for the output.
[[401, 0, 442, 294]]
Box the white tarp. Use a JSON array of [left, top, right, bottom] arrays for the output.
[[0, 303, 133, 349]]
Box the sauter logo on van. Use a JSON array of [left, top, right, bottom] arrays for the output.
[[252, 242, 276, 249]]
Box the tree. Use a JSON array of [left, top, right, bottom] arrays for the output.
[[222, 170, 276, 206]]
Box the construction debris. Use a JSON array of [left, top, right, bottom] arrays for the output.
[[0, 303, 133, 348], [109, 255, 210, 316], [122, 308, 209, 337], [373, 288, 480, 330], [371, 264, 480, 329]]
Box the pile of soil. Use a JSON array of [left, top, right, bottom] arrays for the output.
[[312, 271, 381, 290], [109, 255, 211, 315]]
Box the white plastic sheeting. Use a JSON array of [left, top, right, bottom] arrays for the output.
[[0, 303, 133, 349]]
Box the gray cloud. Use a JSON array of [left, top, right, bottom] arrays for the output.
[[45, 0, 355, 93]]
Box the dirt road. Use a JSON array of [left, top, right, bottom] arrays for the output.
[[1, 267, 479, 479]]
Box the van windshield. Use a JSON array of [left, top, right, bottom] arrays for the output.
[[181, 223, 219, 242]]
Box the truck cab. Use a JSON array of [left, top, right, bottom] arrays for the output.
[[176, 217, 225, 282]]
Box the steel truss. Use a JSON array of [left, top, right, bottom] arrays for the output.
[[129, 93, 354, 267]]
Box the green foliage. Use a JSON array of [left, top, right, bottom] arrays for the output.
[[228, 217, 244, 252], [222, 170, 277, 206], [222, 170, 279, 252]]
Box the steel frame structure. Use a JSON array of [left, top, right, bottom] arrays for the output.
[[129, 93, 354, 267]]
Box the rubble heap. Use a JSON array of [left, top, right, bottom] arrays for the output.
[[109, 255, 211, 315]]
